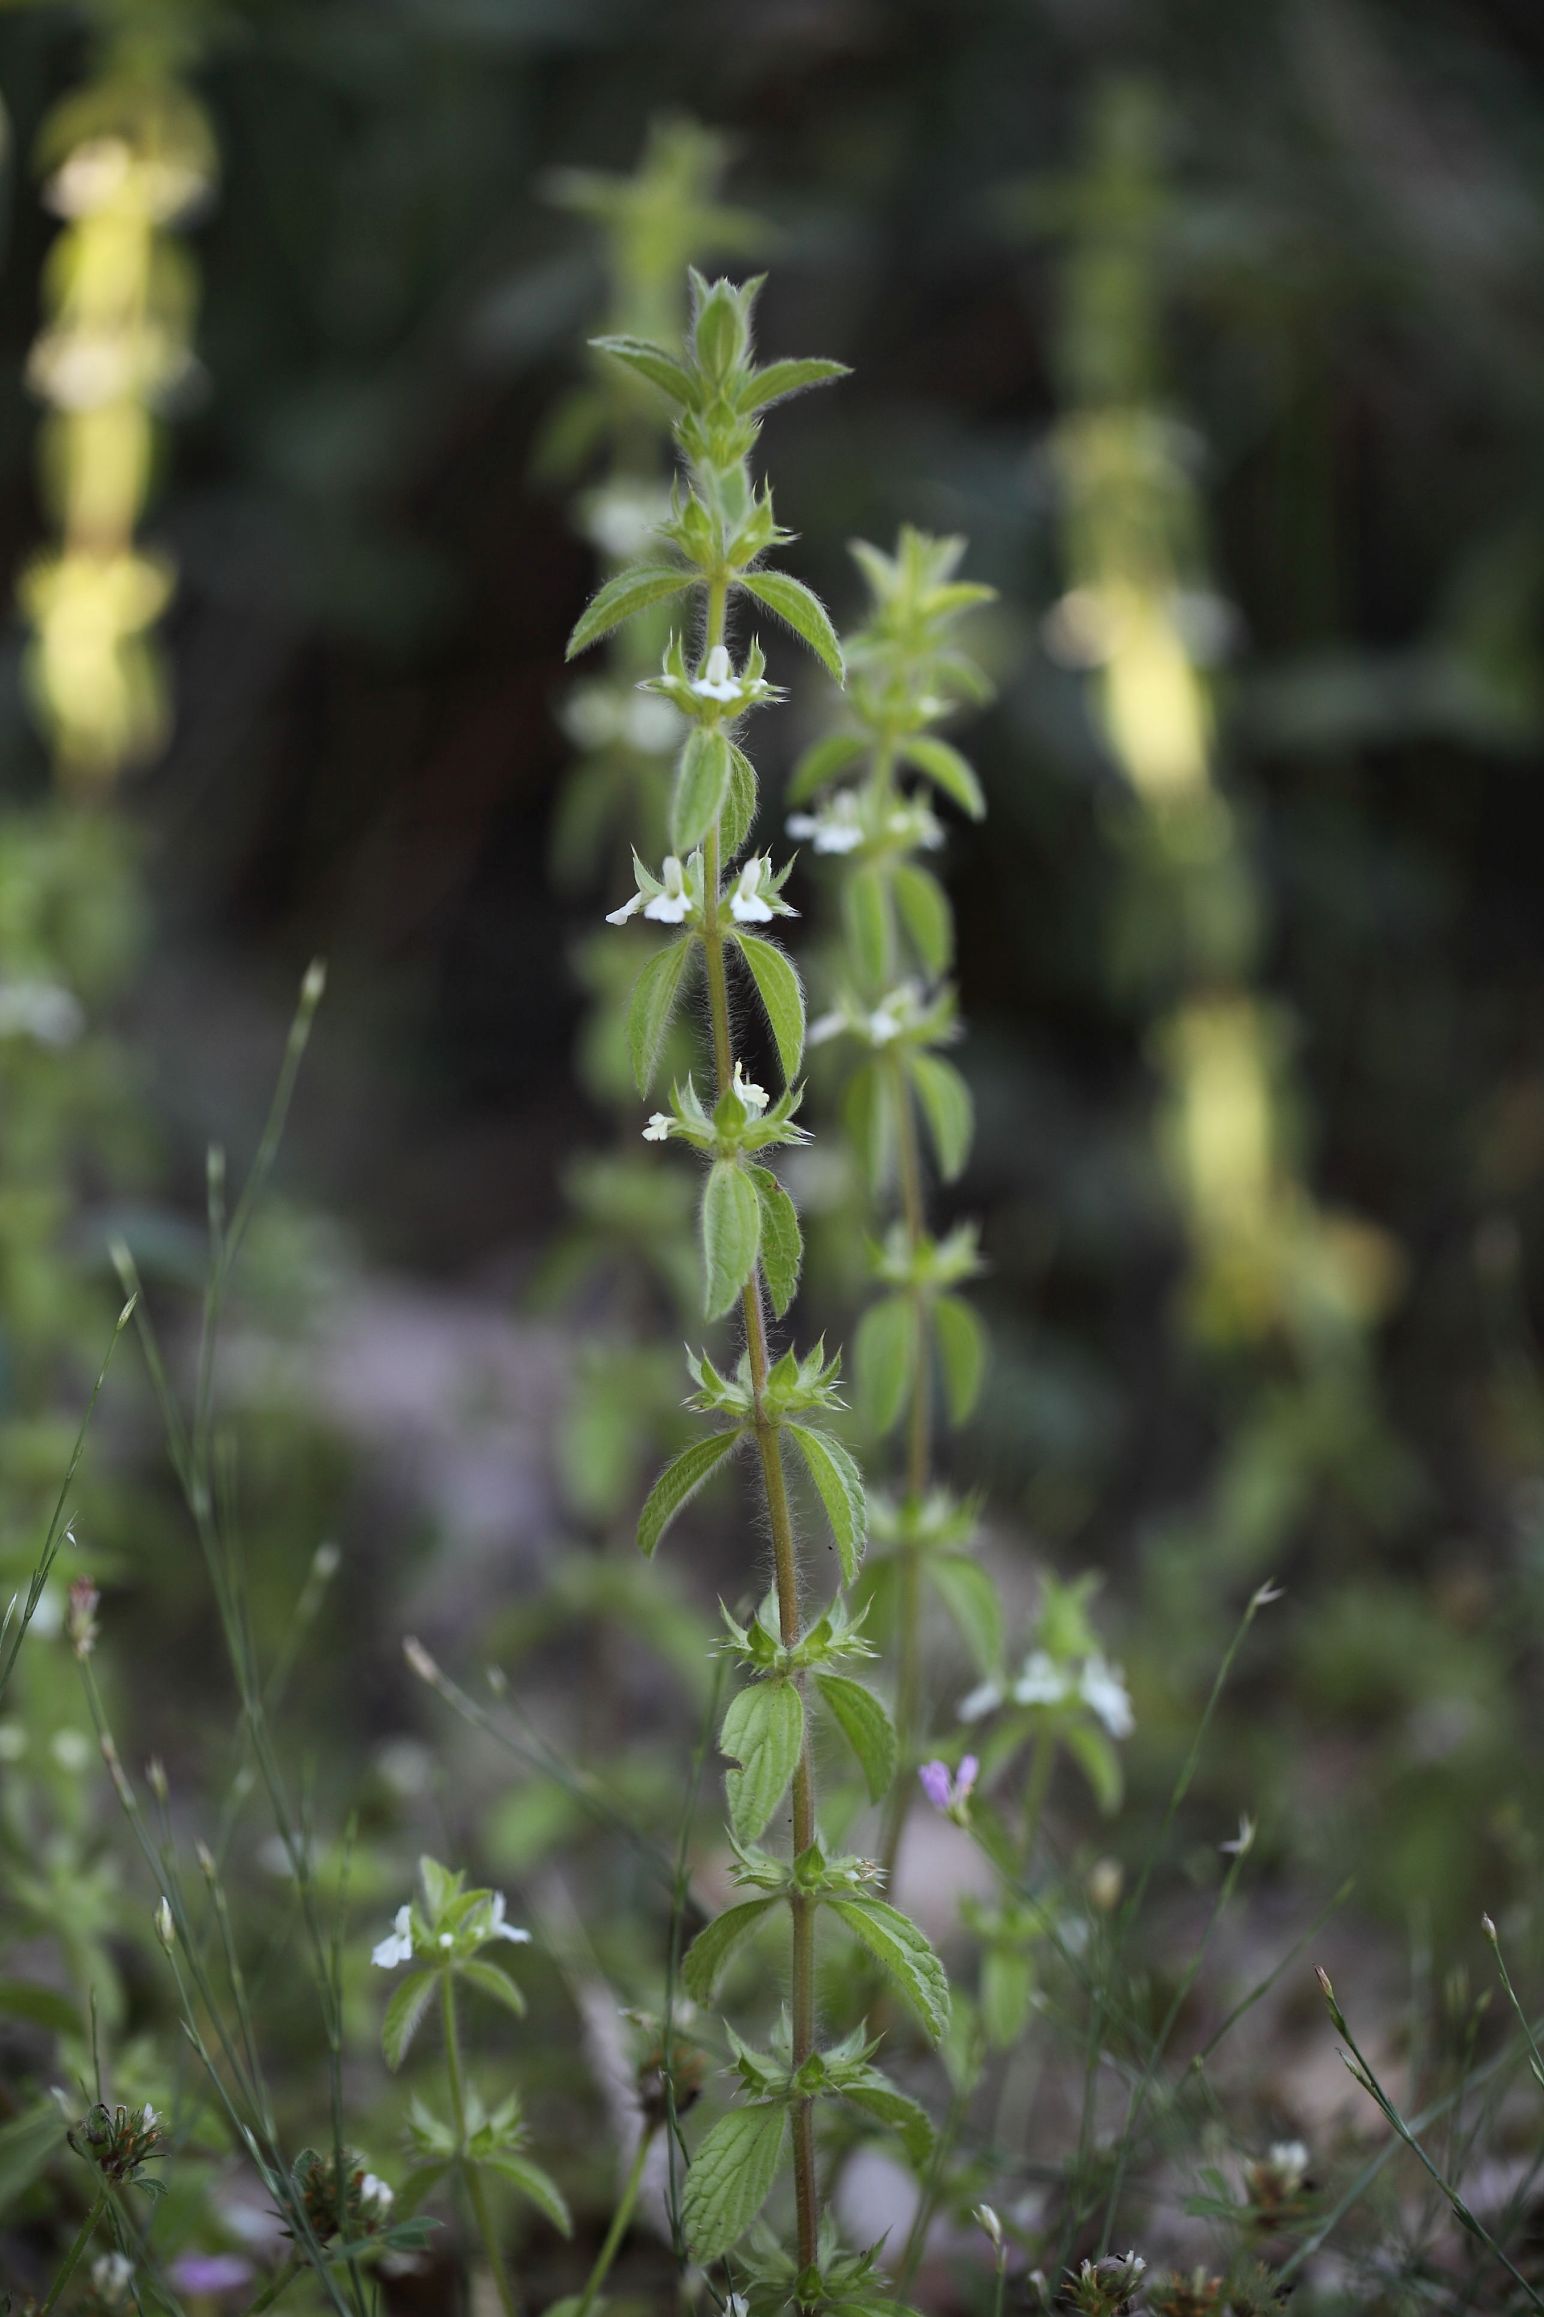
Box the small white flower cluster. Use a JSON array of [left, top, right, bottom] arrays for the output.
[[809, 979, 925, 1051], [576, 482, 673, 563], [371, 1888, 530, 1970], [559, 679, 681, 758], [644, 1060, 767, 1144], [655, 641, 773, 713], [360, 2170, 394, 2216], [959, 1648, 1134, 1739], [605, 851, 795, 930], [786, 790, 944, 857], [0, 977, 86, 1047]]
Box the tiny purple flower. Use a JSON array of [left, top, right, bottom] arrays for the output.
[[918, 1759, 953, 1812], [170, 2253, 254, 2295]]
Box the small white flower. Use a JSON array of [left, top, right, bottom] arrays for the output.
[[360, 2171, 394, 2214], [578, 482, 671, 562], [1012, 1649, 1072, 1708], [606, 853, 697, 927], [807, 1008, 849, 1047], [867, 1000, 904, 1044], [786, 793, 865, 854], [642, 1113, 673, 1142], [1269, 2140, 1310, 2190], [732, 1061, 769, 1118], [729, 856, 793, 924], [439, 1930, 454, 1948], [972, 2202, 1004, 2252], [483, 1891, 532, 1946], [621, 693, 682, 754], [91, 2252, 135, 2300], [691, 643, 742, 702], [957, 1678, 1004, 1724], [1220, 1812, 1256, 1857], [0, 977, 86, 1046], [1079, 1651, 1134, 1740], [371, 1903, 415, 1970]]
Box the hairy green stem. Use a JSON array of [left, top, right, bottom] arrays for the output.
[[879, 1057, 932, 1877], [441, 1971, 520, 2317], [699, 577, 820, 2284], [40, 2189, 107, 2316]]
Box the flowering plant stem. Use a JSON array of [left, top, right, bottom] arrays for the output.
[[879, 1059, 933, 1875], [572, 2125, 656, 2317], [40, 2188, 107, 2316], [440, 1969, 520, 2317]]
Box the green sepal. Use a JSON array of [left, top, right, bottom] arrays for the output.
[[682, 2102, 788, 2262], [720, 1678, 806, 1842], [732, 930, 805, 1084], [682, 1896, 780, 2003], [825, 1897, 950, 2041], [637, 1428, 742, 1558], [815, 1673, 896, 1802], [567, 564, 696, 659], [907, 1050, 973, 1181], [749, 1164, 802, 1318], [786, 1422, 866, 1584], [627, 936, 696, 1096], [702, 1159, 762, 1319], [671, 728, 733, 853], [737, 570, 845, 683]]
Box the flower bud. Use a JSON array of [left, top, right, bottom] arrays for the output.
[[155, 1896, 175, 1949]]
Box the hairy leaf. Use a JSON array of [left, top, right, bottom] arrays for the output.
[[786, 1423, 866, 1585], [749, 1165, 802, 1318], [815, 1674, 896, 1801], [682, 1897, 780, 2004], [682, 2102, 788, 2262], [567, 564, 696, 659], [787, 729, 867, 805], [934, 1294, 986, 1423], [900, 734, 985, 819], [591, 333, 693, 404], [894, 861, 953, 976], [382, 1969, 438, 2072], [627, 936, 696, 1096], [854, 1293, 914, 1437], [733, 930, 805, 1084], [637, 1429, 741, 1558], [478, 2151, 572, 2236], [740, 356, 850, 411], [926, 1554, 1001, 1677], [826, 1897, 950, 2041], [908, 1051, 973, 1181], [738, 570, 845, 683], [671, 728, 733, 853], [702, 1160, 762, 1320], [720, 1679, 805, 1842]]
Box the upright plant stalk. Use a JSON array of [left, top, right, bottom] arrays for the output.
[[784, 530, 996, 1875], [568, 274, 950, 2314]]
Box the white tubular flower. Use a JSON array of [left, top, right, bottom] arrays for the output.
[[865, 981, 923, 1047], [786, 792, 865, 854], [1079, 1651, 1134, 1739], [957, 1677, 1003, 1724], [605, 852, 698, 927], [732, 1061, 769, 1118], [691, 643, 742, 702], [371, 1903, 415, 1970], [1012, 1649, 1072, 1708], [642, 1113, 673, 1142], [360, 2171, 395, 2215], [729, 855, 795, 924], [482, 1891, 532, 1946]]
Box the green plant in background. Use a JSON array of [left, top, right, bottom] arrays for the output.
[[1043, 81, 1406, 1621], [567, 271, 952, 2313], [781, 524, 997, 1873]]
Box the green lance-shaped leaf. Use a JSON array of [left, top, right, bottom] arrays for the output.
[[788, 728, 867, 805], [815, 1673, 896, 1802], [737, 570, 845, 683], [627, 935, 696, 1096], [908, 1050, 973, 1182], [899, 734, 986, 819], [786, 1422, 866, 1585], [934, 1293, 986, 1423], [841, 2068, 934, 2167], [478, 2151, 573, 2236], [457, 1958, 527, 2022], [567, 564, 697, 659], [1065, 1720, 1124, 1816], [382, 1969, 438, 2072], [721, 742, 759, 862], [826, 1897, 950, 2042], [843, 863, 891, 991], [732, 930, 805, 1084], [893, 861, 954, 976], [702, 1159, 762, 1320], [739, 356, 851, 411], [720, 1678, 806, 1842], [637, 1428, 742, 1558], [682, 2101, 789, 2263], [844, 1059, 896, 1194], [749, 1164, 802, 1318], [672, 727, 733, 853], [591, 333, 694, 403], [927, 1553, 1001, 1676], [854, 1293, 913, 1438], [682, 1896, 781, 2004]]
